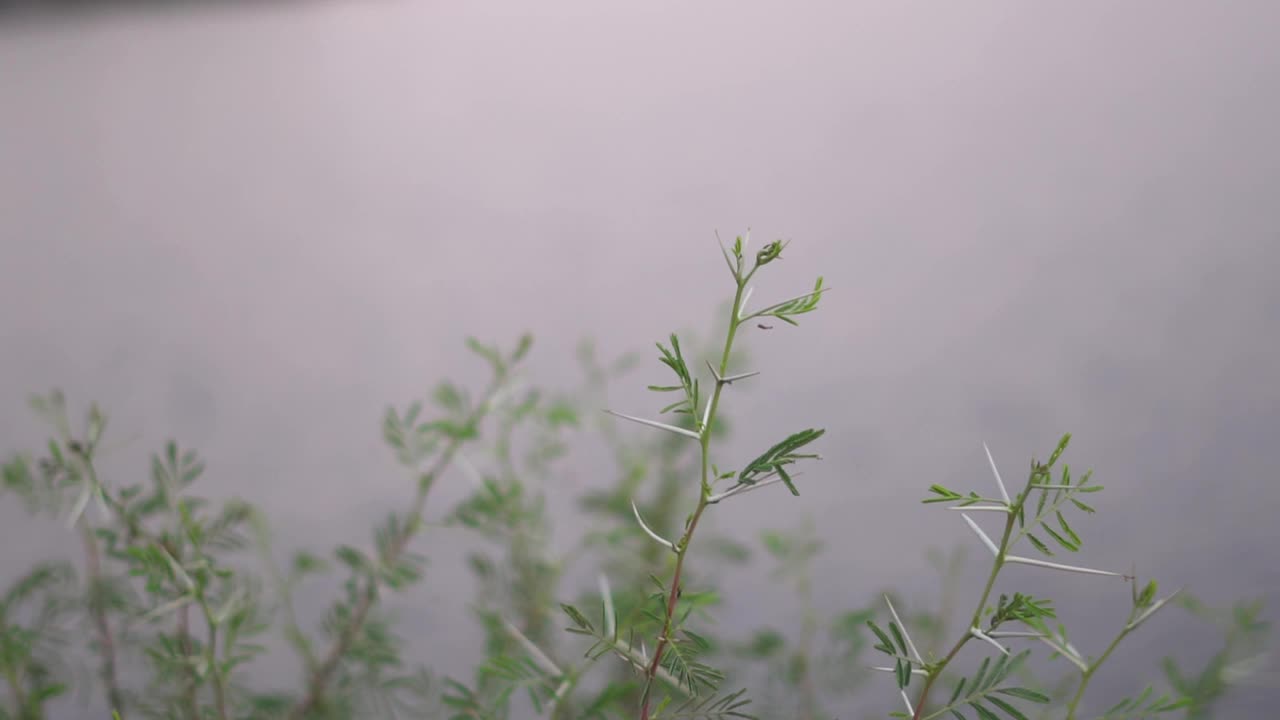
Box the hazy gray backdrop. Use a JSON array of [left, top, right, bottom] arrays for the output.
[[2, 1, 1278, 717]]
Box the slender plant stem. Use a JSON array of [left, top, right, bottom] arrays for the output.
[[61, 437, 130, 717], [285, 375, 508, 720], [4, 661, 29, 720], [176, 604, 199, 719], [911, 512, 1016, 720], [203, 608, 229, 720], [79, 525, 127, 717], [797, 565, 819, 720], [257, 531, 316, 675], [638, 273, 749, 720], [1064, 610, 1137, 719]]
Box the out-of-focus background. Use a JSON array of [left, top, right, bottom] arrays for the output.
[[2, 1, 1278, 717]]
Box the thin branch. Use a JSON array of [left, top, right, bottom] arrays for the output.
[[284, 375, 509, 720], [207, 619, 229, 720], [79, 526, 127, 717], [176, 603, 199, 719]]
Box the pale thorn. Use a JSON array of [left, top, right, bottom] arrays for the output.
[[699, 399, 712, 433], [716, 232, 738, 279], [1005, 554, 1121, 577], [900, 690, 915, 717], [598, 573, 616, 638], [871, 666, 929, 676], [1128, 589, 1183, 631], [962, 513, 1001, 557], [970, 626, 1011, 656], [604, 410, 701, 440], [987, 630, 1045, 638], [159, 546, 195, 591], [705, 359, 761, 385], [1222, 652, 1272, 685], [65, 481, 92, 529], [495, 376, 528, 409], [211, 588, 246, 626], [502, 617, 562, 677], [94, 484, 111, 522], [884, 595, 923, 664], [1038, 636, 1089, 672], [140, 594, 195, 624], [946, 504, 1010, 513], [487, 377, 522, 413], [631, 500, 677, 552], [551, 677, 573, 704], [456, 451, 484, 489], [707, 473, 795, 504], [738, 286, 755, 320], [983, 441, 1011, 505]]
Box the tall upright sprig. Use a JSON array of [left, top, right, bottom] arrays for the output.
[[602, 235, 827, 719], [564, 332, 745, 715]]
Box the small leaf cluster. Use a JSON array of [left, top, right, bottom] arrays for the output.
[[649, 335, 701, 423], [735, 428, 825, 496], [920, 651, 1049, 720]]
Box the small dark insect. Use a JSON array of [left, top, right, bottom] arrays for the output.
[[757, 323, 773, 330]]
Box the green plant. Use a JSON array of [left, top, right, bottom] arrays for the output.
[[0, 233, 1269, 720], [868, 436, 1189, 720], [586, 235, 826, 720], [1161, 593, 1272, 719]]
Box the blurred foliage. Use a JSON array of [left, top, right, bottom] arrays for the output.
[[0, 241, 1270, 720]]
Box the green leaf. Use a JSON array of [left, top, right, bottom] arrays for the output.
[[776, 466, 800, 496], [738, 428, 825, 485], [335, 545, 371, 574], [1041, 524, 1078, 552], [985, 696, 1029, 720], [511, 333, 534, 363], [561, 603, 595, 634], [1026, 534, 1053, 556], [970, 702, 1000, 720], [866, 621, 895, 655], [995, 687, 1050, 703], [1056, 511, 1082, 546], [925, 484, 963, 503], [433, 383, 466, 412], [1070, 498, 1097, 513], [888, 621, 909, 656], [1047, 433, 1071, 467]]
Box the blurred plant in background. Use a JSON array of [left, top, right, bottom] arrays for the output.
[[1, 238, 1272, 720]]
